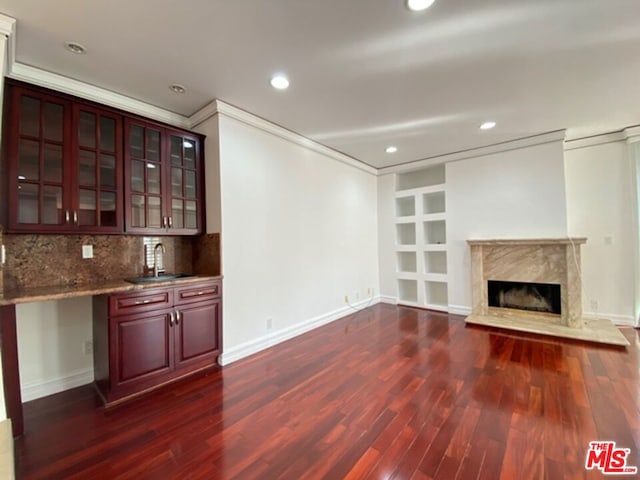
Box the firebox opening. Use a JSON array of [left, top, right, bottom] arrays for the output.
[[487, 280, 561, 315]]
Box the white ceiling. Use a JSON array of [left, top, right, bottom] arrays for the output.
[[2, 0, 640, 168]]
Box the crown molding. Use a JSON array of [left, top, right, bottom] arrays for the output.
[[8, 62, 190, 128], [624, 126, 640, 144], [564, 131, 627, 150], [378, 130, 566, 175], [190, 99, 378, 175]]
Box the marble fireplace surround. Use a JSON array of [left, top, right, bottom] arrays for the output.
[[465, 238, 629, 346]]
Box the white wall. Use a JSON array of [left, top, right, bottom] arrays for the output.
[[16, 298, 94, 401], [377, 174, 396, 300], [203, 114, 380, 363], [446, 140, 568, 312], [565, 140, 636, 324]]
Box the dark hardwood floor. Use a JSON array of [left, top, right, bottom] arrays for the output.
[[14, 304, 640, 479]]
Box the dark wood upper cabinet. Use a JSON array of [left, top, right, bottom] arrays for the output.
[[5, 84, 124, 233], [2, 81, 205, 235], [124, 118, 203, 235], [6, 86, 72, 232]]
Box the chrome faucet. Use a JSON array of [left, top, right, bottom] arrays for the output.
[[152, 243, 166, 277]]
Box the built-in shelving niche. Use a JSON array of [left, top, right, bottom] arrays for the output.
[[425, 281, 448, 309], [396, 165, 445, 191], [424, 251, 447, 275], [397, 252, 417, 273], [394, 164, 448, 312], [396, 223, 416, 246], [423, 191, 445, 214], [424, 220, 446, 245], [395, 196, 415, 217], [398, 279, 418, 303]]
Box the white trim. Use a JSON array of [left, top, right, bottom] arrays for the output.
[[564, 131, 627, 150], [0, 14, 16, 72], [188, 100, 218, 129], [194, 100, 378, 176], [582, 311, 635, 327], [219, 297, 382, 365], [624, 126, 640, 145], [448, 305, 472, 316], [21, 368, 94, 402], [7, 62, 190, 128], [378, 295, 397, 304], [378, 130, 566, 175]]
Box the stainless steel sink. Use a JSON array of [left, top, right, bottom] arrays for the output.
[[125, 274, 196, 284]]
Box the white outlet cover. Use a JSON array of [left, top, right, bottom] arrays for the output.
[[82, 245, 94, 259]]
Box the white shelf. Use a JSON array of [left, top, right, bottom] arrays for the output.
[[424, 273, 448, 282], [394, 183, 445, 198], [423, 244, 448, 252], [395, 216, 417, 224], [422, 213, 446, 222], [424, 303, 448, 313]]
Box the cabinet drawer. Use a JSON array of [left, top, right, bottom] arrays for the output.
[[175, 281, 221, 305], [109, 289, 173, 316]]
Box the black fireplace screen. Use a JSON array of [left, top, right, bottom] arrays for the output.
[[487, 280, 561, 314]]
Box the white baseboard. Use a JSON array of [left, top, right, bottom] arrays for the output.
[[448, 305, 472, 316], [583, 311, 636, 327], [378, 295, 397, 304], [21, 368, 94, 402], [219, 296, 382, 366]]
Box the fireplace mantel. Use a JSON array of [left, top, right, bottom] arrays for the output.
[[467, 237, 586, 246], [465, 237, 629, 346]]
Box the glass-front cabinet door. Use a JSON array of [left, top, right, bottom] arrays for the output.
[[124, 118, 202, 234], [8, 87, 70, 231], [73, 104, 123, 232], [124, 118, 167, 233], [167, 130, 202, 234]]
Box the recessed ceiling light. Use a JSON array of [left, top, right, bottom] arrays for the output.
[[406, 0, 436, 12], [169, 84, 186, 94], [386, 146, 398, 154], [480, 121, 497, 130], [270, 74, 290, 90], [65, 42, 87, 54]]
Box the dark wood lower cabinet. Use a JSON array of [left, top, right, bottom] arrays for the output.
[[93, 279, 222, 406]]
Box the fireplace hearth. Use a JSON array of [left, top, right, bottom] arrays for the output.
[[465, 238, 629, 346]]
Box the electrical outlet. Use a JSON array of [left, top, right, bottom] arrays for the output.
[[83, 340, 93, 355], [367, 288, 371, 296], [82, 245, 93, 259], [266, 318, 273, 330], [344, 295, 349, 303], [590, 300, 598, 310]]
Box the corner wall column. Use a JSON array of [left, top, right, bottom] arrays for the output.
[[0, 305, 22, 436]]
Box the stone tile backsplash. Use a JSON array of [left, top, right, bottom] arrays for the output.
[[1, 233, 220, 291]]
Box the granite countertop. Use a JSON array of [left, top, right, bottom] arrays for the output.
[[0, 274, 223, 306]]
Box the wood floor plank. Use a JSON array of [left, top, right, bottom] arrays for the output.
[[13, 304, 640, 480]]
